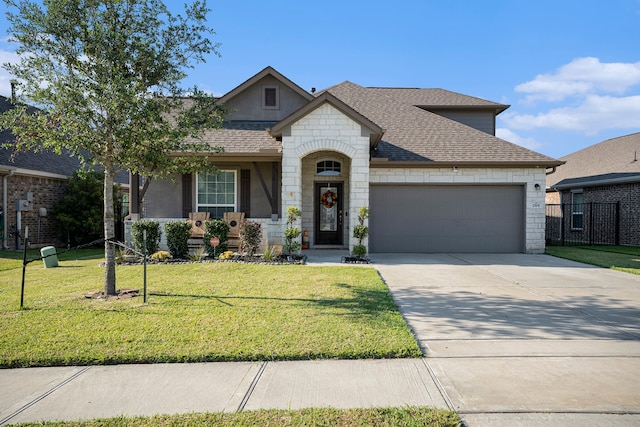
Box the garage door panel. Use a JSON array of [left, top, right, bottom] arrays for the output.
[[370, 185, 524, 253]]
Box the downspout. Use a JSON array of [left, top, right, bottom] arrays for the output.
[[2, 169, 15, 249], [546, 166, 557, 175]]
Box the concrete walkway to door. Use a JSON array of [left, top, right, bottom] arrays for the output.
[[372, 253, 640, 427]]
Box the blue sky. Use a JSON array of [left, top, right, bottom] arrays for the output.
[[1, 0, 639, 159]]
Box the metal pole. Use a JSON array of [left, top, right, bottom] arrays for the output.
[[20, 226, 28, 309], [143, 229, 147, 303]]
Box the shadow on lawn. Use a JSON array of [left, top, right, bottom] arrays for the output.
[[149, 283, 397, 318]]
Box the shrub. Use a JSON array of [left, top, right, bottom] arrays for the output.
[[50, 170, 104, 247], [131, 220, 161, 255], [262, 245, 280, 261], [203, 219, 229, 257], [239, 220, 261, 256], [165, 221, 192, 259], [150, 250, 172, 262], [284, 206, 301, 255]]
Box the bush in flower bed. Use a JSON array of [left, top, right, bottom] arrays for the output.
[[164, 221, 192, 259]]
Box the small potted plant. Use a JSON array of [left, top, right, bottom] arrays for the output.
[[351, 206, 369, 261], [283, 206, 302, 258]]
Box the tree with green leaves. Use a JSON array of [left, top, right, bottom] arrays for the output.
[[0, 0, 225, 295]]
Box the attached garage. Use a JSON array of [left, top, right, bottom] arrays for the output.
[[369, 184, 525, 253]]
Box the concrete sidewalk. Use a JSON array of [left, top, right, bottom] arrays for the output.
[[0, 359, 449, 425]]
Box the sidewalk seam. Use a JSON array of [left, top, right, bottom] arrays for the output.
[[0, 366, 91, 426], [421, 359, 455, 411], [236, 361, 267, 412]]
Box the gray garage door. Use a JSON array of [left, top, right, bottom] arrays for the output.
[[369, 185, 524, 253]]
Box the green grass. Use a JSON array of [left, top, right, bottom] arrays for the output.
[[11, 407, 461, 427], [0, 249, 422, 367], [545, 245, 640, 275]]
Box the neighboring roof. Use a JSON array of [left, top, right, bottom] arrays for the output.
[[0, 96, 129, 183], [216, 66, 314, 105], [0, 96, 83, 178], [547, 132, 640, 189]]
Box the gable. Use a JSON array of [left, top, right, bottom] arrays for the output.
[[269, 92, 384, 147], [218, 66, 314, 122]]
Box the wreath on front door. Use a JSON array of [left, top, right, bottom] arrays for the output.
[[321, 189, 337, 208]]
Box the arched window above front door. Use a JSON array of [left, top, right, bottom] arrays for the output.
[[316, 160, 341, 176]]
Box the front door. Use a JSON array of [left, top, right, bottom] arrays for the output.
[[315, 183, 343, 245]]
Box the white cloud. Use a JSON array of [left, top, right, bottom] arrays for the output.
[[502, 94, 640, 134], [0, 49, 19, 98], [515, 57, 640, 102], [496, 128, 543, 151]]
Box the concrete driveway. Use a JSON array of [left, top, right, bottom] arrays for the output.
[[372, 253, 640, 427]]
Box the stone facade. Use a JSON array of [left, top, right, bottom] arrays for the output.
[[281, 103, 371, 253]]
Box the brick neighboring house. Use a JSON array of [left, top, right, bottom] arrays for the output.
[[137, 66, 562, 254], [0, 96, 128, 249], [0, 97, 82, 249], [546, 132, 640, 246]]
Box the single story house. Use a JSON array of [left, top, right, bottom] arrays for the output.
[[546, 132, 640, 246], [137, 66, 562, 254]]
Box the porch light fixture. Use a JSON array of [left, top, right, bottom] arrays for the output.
[[452, 166, 458, 173], [534, 183, 541, 191]]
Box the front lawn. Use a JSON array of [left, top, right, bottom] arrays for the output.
[[545, 245, 640, 275], [0, 250, 422, 367]]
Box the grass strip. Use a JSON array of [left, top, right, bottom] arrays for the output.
[[545, 245, 640, 275], [10, 407, 461, 427]]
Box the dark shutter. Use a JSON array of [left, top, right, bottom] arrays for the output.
[[182, 173, 192, 218], [240, 169, 250, 217]]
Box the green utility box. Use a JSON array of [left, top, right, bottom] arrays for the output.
[[40, 246, 59, 268]]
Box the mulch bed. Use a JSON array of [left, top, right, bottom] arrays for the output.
[[84, 288, 140, 300]]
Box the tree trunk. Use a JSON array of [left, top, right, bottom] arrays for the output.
[[104, 167, 116, 296]]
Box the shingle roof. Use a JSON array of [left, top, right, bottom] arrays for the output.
[[200, 121, 280, 154], [202, 74, 560, 166], [0, 96, 83, 177], [547, 132, 640, 188], [366, 87, 509, 112], [324, 82, 560, 165]]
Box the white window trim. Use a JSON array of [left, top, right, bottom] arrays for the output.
[[571, 190, 584, 230], [196, 169, 238, 213], [262, 85, 279, 110], [316, 159, 342, 176]]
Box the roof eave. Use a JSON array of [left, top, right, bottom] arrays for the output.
[[553, 174, 640, 190], [370, 159, 565, 168]]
